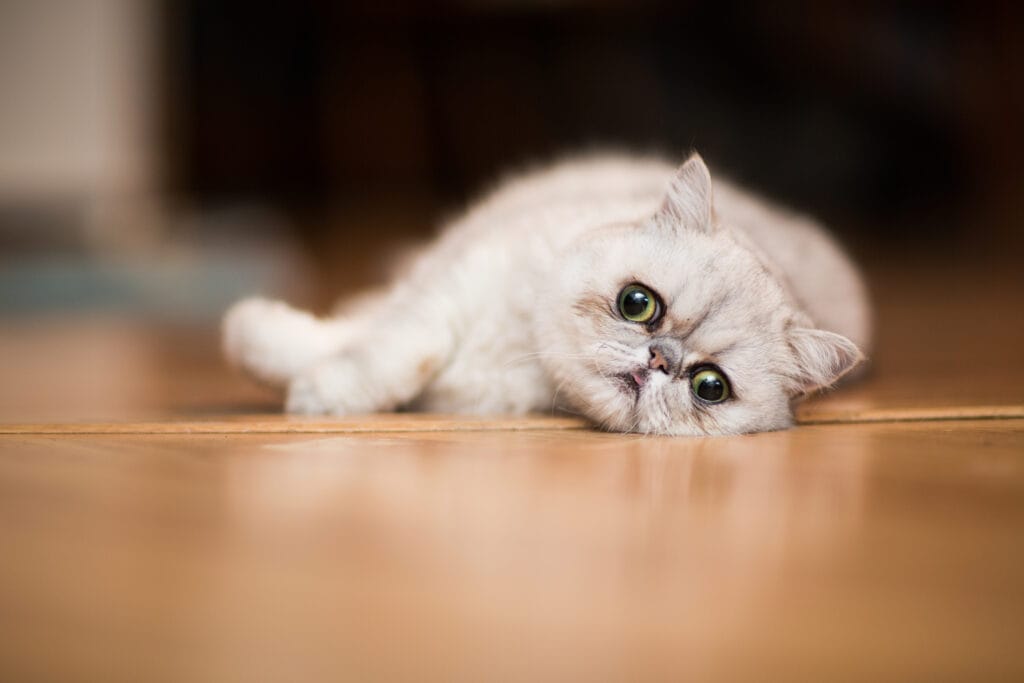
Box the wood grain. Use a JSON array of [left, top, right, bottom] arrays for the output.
[[1, 404, 1022, 436], [0, 413, 589, 435]]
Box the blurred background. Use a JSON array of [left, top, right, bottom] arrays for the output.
[[0, 0, 1022, 417]]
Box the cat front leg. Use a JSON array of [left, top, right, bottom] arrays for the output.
[[285, 306, 455, 415]]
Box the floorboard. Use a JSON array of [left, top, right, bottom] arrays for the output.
[[1, 421, 1022, 681]]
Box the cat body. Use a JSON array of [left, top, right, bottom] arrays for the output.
[[224, 154, 870, 435]]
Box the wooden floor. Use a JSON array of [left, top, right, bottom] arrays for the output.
[[1, 257, 1022, 681]]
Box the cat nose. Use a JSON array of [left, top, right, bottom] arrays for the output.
[[648, 344, 674, 374]]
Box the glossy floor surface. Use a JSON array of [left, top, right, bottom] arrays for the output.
[[1, 257, 1022, 681]]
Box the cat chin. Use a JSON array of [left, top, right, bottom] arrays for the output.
[[558, 375, 635, 432], [567, 376, 681, 435], [589, 381, 792, 436]]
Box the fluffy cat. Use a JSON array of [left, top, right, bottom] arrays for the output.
[[224, 153, 870, 435]]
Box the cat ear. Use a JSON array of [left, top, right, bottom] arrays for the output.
[[658, 153, 714, 231], [787, 327, 864, 395]]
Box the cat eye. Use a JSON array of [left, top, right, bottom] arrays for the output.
[[690, 366, 731, 403], [617, 284, 660, 324]]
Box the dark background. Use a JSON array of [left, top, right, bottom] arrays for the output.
[[163, 1, 1023, 254]]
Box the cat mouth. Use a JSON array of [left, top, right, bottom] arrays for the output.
[[616, 369, 648, 401]]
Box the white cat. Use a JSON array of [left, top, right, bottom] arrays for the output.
[[224, 153, 870, 435]]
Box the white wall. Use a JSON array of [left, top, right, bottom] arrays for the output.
[[0, 0, 158, 241]]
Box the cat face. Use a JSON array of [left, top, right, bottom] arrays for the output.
[[535, 155, 863, 435]]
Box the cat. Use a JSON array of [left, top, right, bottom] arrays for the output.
[[223, 153, 870, 435]]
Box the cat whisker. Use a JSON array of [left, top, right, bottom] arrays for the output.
[[501, 350, 597, 368], [595, 341, 634, 357], [628, 411, 642, 435], [549, 375, 574, 416]]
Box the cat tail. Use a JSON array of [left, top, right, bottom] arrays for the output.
[[222, 297, 355, 389]]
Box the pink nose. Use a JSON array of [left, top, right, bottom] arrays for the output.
[[649, 346, 670, 374]]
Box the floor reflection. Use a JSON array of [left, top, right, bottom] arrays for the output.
[[212, 428, 874, 677]]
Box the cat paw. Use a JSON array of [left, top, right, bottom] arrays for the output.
[[285, 360, 380, 415]]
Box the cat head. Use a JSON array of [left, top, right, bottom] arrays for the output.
[[535, 154, 863, 435]]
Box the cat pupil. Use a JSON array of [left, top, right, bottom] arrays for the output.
[[623, 291, 649, 317], [696, 375, 725, 401]]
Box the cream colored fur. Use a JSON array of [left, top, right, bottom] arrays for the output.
[[223, 154, 870, 435]]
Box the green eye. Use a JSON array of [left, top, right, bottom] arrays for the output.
[[617, 284, 659, 323], [690, 366, 730, 403]]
